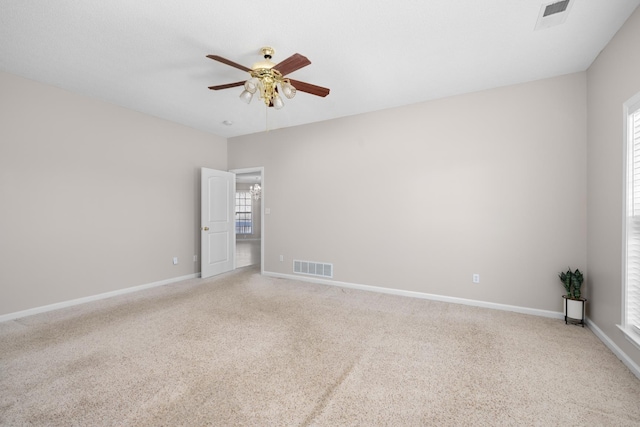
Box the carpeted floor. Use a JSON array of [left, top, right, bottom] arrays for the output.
[[1, 266, 640, 426]]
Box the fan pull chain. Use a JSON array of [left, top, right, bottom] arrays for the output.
[[265, 104, 269, 132]]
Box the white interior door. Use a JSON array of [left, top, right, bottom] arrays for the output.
[[201, 167, 235, 278]]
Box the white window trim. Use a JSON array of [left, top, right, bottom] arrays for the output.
[[620, 91, 640, 349], [617, 325, 640, 351]]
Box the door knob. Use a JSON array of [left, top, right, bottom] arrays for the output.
[[202, 226, 209, 231]]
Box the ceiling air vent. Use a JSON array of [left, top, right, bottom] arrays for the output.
[[543, 0, 570, 17], [535, 0, 573, 30]]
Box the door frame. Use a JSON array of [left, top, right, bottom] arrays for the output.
[[229, 166, 265, 274]]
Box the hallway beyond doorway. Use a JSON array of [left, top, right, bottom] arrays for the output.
[[236, 240, 260, 268]]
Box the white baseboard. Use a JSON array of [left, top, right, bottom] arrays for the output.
[[0, 273, 201, 323], [587, 318, 640, 380], [263, 271, 564, 320]]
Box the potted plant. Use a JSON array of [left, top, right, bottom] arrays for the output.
[[558, 267, 586, 325]]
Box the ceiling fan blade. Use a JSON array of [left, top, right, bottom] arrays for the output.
[[274, 53, 311, 76], [206, 55, 251, 73], [208, 81, 246, 90], [288, 79, 330, 97]]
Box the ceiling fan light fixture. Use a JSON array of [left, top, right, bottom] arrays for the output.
[[239, 89, 253, 104], [244, 78, 258, 94], [281, 81, 296, 99], [272, 93, 284, 110]]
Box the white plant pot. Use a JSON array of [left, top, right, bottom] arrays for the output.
[[563, 296, 586, 324], [565, 299, 583, 319]]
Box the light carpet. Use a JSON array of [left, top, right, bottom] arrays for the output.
[[1, 266, 639, 426]]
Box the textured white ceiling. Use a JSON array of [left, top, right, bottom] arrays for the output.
[[1, 1, 638, 138]]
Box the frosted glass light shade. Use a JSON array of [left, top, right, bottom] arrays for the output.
[[272, 94, 284, 110], [281, 82, 296, 99], [244, 78, 258, 94], [239, 90, 253, 104]]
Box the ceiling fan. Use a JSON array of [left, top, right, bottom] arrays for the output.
[[207, 47, 330, 109]]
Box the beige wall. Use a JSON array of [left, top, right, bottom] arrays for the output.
[[587, 8, 640, 366], [229, 72, 587, 312], [0, 71, 227, 316]]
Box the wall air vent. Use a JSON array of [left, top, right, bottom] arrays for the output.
[[535, 0, 573, 30], [293, 259, 333, 278]]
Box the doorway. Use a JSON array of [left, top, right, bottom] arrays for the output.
[[231, 167, 263, 270]]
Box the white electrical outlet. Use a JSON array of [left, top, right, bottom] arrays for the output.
[[193, 255, 197, 262], [473, 274, 480, 283], [173, 257, 178, 265], [280, 255, 284, 262]]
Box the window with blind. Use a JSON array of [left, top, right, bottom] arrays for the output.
[[235, 191, 253, 235], [624, 95, 640, 344]]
